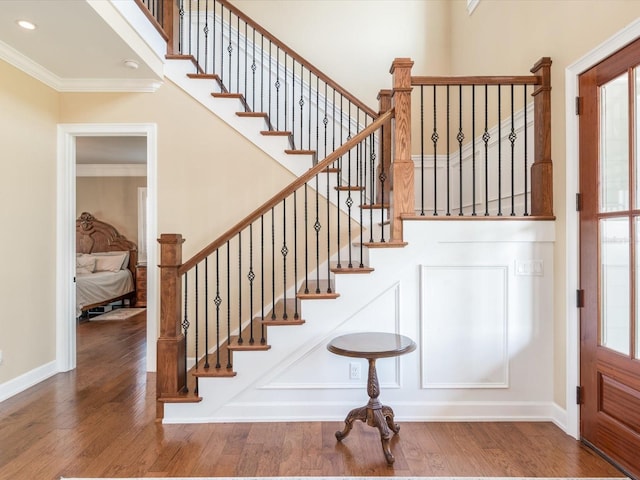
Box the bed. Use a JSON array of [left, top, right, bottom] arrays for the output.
[[76, 212, 138, 317]]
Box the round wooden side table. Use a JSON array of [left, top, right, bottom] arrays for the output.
[[327, 332, 416, 464]]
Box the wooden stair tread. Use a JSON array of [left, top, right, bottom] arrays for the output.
[[331, 263, 374, 274], [228, 336, 271, 351], [285, 149, 316, 155], [158, 373, 202, 403], [360, 203, 390, 210], [187, 73, 220, 80], [261, 130, 292, 136], [165, 54, 203, 73], [297, 280, 340, 299], [236, 111, 268, 118], [361, 241, 408, 248], [262, 298, 303, 323], [212, 92, 244, 99]]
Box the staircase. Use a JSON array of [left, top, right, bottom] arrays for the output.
[[137, 0, 557, 424]]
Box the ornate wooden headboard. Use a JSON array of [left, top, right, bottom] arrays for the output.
[[76, 212, 138, 277]]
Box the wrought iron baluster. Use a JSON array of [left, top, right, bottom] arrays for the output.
[[432, 85, 439, 216], [446, 85, 451, 216], [308, 70, 312, 151], [497, 84, 503, 216], [472, 85, 477, 216], [204, 257, 209, 369], [236, 15, 240, 93], [227, 8, 232, 90], [251, 28, 256, 111], [282, 199, 288, 320], [304, 183, 309, 293], [271, 207, 276, 319], [420, 85, 425, 216], [346, 104, 353, 268], [315, 173, 322, 293], [215, 250, 221, 368], [178, 0, 184, 54], [510, 84, 516, 216], [483, 84, 490, 216], [379, 124, 386, 242], [275, 46, 281, 131], [193, 264, 200, 370], [293, 191, 299, 319], [359, 138, 365, 268], [316, 75, 319, 161], [244, 22, 248, 104], [284, 53, 288, 135], [291, 60, 296, 148], [212, 0, 216, 77], [182, 274, 189, 392], [203, 0, 208, 73], [524, 85, 529, 216], [195, 0, 200, 67], [226, 241, 231, 368], [248, 224, 255, 343], [458, 84, 465, 216], [237, 232, 242, 344], [260, 216, 266, 344]]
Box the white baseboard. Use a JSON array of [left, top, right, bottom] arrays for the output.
[[164, 400, 561, 425], [0, 361, 58, 403]]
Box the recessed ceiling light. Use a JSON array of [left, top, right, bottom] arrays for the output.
[[123, 59, 139, 70], [16, 20, 36, 30]]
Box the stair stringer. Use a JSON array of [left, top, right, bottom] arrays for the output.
[[162, 243, 414, 424]]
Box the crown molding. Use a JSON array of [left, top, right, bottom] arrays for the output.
[[76, 164, 147, 177], [0, 39, 162, 93]]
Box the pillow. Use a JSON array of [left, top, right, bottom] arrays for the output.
[[87, 251, 130, 270], [76, 256, 96, 275], [93, 253, 128, 273]]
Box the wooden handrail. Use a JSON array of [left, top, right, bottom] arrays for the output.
[[213, 0, 377, 119], [178, 109, 394, 275], [412, 75, 540, 86]]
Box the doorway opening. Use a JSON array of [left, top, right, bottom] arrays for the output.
[[56, 124, 158, 373]]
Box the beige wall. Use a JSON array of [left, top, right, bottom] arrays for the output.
[[232, 0, 450, 106], [76, 176, 146, 245], [60, 81, 295, 260], [449, 0, 640, 409], [0, 60, 59, 384]]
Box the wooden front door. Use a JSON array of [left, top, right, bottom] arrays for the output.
[[579, 37, 640, 479]]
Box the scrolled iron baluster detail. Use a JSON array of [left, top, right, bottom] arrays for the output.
[[248, 224, 255, 344], [509, 84, 517, 216], [432, 85, 439, 216], [214, 250, 221, 369], [483, 84, 490, 216], [182, 273, 189, 393], [204, 257, 209, 369], [281, 198, 288, 320], [458, 84, 465, 216]]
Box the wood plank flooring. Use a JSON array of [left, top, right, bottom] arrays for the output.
[[0, 312, 626, 479]]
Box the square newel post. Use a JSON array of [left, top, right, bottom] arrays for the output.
[[530, 57, 553, 217], [156, 233, 186, 419], [377, 89, 393, 206], [390, 58, 415, 243], [162, 0, 179, 55]]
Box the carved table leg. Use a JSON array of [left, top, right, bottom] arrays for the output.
[[335, 357, 398, 464]]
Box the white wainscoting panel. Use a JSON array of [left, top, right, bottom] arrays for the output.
[[421, 265, 508, 388]]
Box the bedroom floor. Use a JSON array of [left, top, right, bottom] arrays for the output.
[[0, 311, 626, 479]]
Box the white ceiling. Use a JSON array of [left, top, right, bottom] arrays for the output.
[[0, 0, 163, 90], [0, 1, 159, 166]]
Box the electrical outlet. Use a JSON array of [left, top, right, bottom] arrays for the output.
[[349, 361, 361, 380]]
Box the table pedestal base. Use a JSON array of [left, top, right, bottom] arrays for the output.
[[334, 358, 399, 464]]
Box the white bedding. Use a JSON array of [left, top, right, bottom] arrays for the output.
[[76, 269, 134, 317]]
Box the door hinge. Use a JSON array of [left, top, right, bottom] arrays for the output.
[[575, 96, 582, 115], [576, 385, 583, 404], [576, 193, 582, 212], [577, 289, 585, 308]]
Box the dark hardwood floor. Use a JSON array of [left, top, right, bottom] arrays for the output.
[[0, 312, 626, 479]]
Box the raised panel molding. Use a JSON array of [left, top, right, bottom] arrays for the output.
[[421, 265, 508, 389]]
